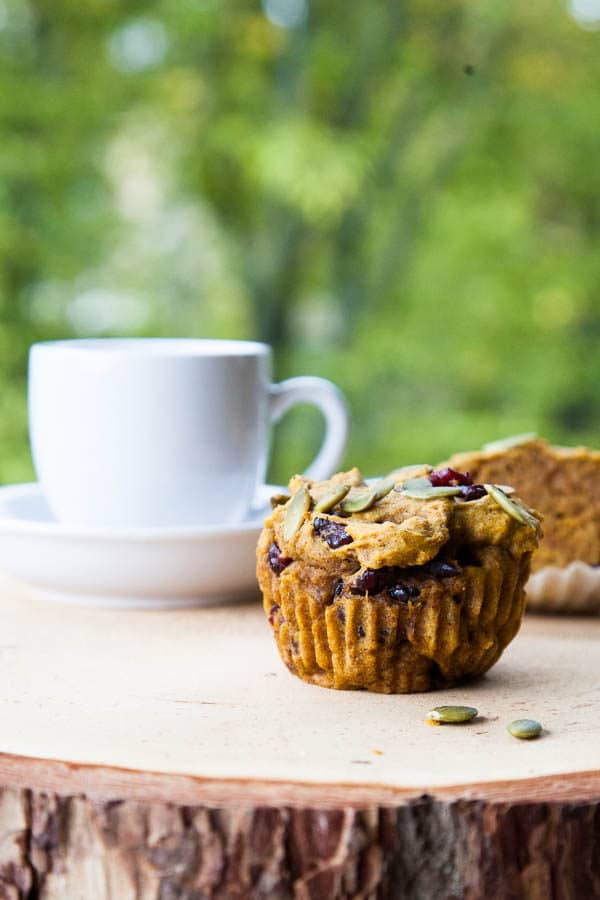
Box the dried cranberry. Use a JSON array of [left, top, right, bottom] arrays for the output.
[[388, 583, 421, 603], [268, 604, 280, 626], [424, 559, 460, 578], [429, 467, 472, 487], [357, 625, 366, 638], [268, 542, 292, 575], [377, 628, 389, 645], [313, 517, 353, 549], [336, 607, 346, 624], [349, 567, 395, 596], [460, 484, 486, 501]]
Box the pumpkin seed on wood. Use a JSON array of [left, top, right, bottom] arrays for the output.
[[314, 484, 351, 513], [484, 484, 540, 532], [283, 486, 311, 541], [428, 705, 478, 724], [507, 719, 542, 740]]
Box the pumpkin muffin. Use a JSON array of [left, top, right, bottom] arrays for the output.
[[257, 466, 540, 693], [442, 435, 600, 612]]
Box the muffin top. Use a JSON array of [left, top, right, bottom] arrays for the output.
[[267, 465, 540, 572]]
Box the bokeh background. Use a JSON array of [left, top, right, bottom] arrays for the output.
[[2, 0, 600, 486]]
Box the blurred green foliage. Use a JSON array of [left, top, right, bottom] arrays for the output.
[[1, 0, 600, 486]]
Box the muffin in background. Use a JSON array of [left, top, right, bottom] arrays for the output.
[[257, 466, 540, 693], [442, 435, 600, 613]]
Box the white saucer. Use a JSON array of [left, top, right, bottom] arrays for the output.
[[0, 483, 279, 608]]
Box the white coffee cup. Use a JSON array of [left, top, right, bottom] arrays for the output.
[[28, 338, 349, 528]]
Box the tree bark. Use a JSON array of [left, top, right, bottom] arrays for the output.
[[0, 786, 598, 899]]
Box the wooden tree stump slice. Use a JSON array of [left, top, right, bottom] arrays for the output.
[[0, 573, 598, 898]]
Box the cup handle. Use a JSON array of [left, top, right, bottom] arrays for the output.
[[269, 376, 349, 481]]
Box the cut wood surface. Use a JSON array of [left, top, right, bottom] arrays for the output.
[[0, 572, 598, 898], [0, 572, 598, 802]]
